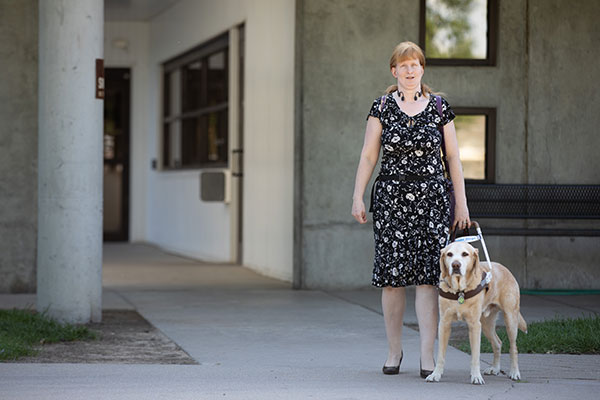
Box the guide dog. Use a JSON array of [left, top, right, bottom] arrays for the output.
[[426, 241, 527, 384]]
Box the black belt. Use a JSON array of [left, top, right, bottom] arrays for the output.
[[368, 173, 437, 213]]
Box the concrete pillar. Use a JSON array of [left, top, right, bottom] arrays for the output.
[[37, 0, 103, 323]]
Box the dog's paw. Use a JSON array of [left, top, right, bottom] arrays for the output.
[[509, 369, 521, 381], [483, 366, 501, 375], [425, 371, 442, 383], [471, 373, 485, 385]]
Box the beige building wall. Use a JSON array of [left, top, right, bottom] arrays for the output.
[[296, 0, 600, 289], [0, 0, 38, 293]]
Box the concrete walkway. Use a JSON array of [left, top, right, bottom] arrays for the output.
[[1, 243, 599, 399]]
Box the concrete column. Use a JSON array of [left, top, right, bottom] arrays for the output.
[[37, 0, 103, 323]]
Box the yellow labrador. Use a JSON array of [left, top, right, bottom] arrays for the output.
[[426, 241, 527, 384]]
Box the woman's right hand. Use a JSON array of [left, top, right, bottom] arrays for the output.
[[351, 116, 382, 225], [352, 199, 368, 224]]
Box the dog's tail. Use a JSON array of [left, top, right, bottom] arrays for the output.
[[518, 312, 528, 334]]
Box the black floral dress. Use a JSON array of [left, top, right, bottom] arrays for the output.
[[367, 93, 455, 287]]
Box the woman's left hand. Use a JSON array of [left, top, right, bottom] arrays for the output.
[[453, 202, 471, 230]]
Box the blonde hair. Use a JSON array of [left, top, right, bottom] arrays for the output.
[[385, 41, 433, 95]]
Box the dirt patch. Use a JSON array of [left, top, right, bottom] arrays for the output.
[[11, 310, 197, 364]]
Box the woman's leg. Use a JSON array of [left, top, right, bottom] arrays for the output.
[[382, 286, 406, 366], [415, 284, 438, 370]]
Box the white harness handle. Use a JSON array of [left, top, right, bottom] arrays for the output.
[[446, 221, 493, 280]]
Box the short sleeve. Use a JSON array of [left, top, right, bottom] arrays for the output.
[[439, 96, 456, 125], [366, 96, 383, 121]]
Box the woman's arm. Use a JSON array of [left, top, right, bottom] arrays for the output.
[[442, 120, 471, 229], [351, 116, 383, 224]]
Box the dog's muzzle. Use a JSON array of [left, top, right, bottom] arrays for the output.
[[451, 261, 462, 275]]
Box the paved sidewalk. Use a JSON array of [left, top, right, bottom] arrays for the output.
[[1, 243, 599, 399]]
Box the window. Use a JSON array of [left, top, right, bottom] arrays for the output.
[[453, 107, 495, 182], [163, 34, 229, 169], [419, 0, 498, 66]]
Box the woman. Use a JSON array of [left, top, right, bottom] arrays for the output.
[[351, 41, 471, 377]]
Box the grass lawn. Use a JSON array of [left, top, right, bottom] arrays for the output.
[[457, 315, 600, 354], [0, 309, 97, 361]]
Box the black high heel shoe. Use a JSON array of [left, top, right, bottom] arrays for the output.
[[420, 359, 434, 379], [382, 351, 403, 375]]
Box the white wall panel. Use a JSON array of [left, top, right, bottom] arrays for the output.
[[130, 0, 295, 279]]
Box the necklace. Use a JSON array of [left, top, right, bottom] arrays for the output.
[[397, 90, 421, 102]]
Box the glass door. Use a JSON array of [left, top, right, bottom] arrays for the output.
[[103, 68, 130, 241]]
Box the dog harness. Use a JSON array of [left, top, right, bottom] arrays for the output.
[[438, 271, 491, 304]]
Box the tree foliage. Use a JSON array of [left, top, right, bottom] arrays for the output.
[[425, 0, 482, 59]]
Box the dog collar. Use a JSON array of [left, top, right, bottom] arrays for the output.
[[439, 272, 489, 304]]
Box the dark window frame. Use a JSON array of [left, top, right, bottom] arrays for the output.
[[419, 0, 498, 66], [162, 33, 230, 170], [452, 107, 496, 183]]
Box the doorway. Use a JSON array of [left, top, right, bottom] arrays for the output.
[[103, 68, 131, 241]]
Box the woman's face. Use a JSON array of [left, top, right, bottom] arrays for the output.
[[392, 57, 424, 91]]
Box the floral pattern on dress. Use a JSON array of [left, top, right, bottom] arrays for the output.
[[367, 93, 455, 287]]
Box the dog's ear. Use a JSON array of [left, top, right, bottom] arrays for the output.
[[439, 247, 449, 281], [473, 248, 480, 269], [465, 247, 480, 281]]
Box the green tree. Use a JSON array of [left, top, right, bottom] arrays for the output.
[[425, 0, 481, 59]]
